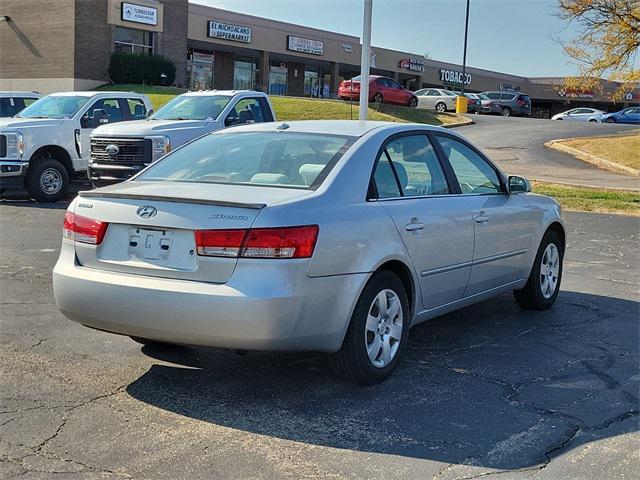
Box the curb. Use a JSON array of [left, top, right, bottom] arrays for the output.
[[443, 117, 475, 129], [545, 138, 640, 177]]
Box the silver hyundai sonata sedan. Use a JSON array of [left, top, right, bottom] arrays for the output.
[[53, 120, 565, 384]]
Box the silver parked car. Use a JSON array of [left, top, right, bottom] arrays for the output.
[[551, 108, 605, 122], [53, 121, 565, 384]]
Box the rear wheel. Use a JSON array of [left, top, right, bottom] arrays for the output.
[[372, 93, 383, 104], [501, 107, 512, 117], [514, 230, 563, 310], [26, 157, 69, 203], [435, 102, 447, 113], [329, 271, 409, 385]]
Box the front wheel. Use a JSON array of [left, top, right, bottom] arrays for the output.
[[329, 271, 409, 384], [606, 117, 616, 123], [514, 230, 563, 310], [435, 102, 447, 113], [26, 158, 69, 203], [408, 97, 418, 108]]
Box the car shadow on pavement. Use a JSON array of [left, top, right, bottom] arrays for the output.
[[126, 290, 639, 469]]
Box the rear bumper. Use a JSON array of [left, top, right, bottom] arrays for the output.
[[53, 243, 368, 352]]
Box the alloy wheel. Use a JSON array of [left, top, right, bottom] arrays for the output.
[[540, 243, 560, 299], [365, 289, 403, 368]]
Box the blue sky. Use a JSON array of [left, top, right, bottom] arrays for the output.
[[192, 0, 582, 77]]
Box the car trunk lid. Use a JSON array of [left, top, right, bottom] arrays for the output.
[[71, 181, 309, 283]]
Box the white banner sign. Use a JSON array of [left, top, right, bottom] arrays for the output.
[[399, 58, 425, 73], [287, 36, 324, 56], [121, 2, 157, 26], [207, 21, 252, 43]]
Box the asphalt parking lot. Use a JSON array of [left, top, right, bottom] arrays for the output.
[[0, 200, 638, 480], [459, 115, 639, 190]]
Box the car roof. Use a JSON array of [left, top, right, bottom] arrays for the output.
[[0, 91, 40, 97], [47, 91, 146, 98], [181, 90, 267, 97], [221, 119, 447, 137]]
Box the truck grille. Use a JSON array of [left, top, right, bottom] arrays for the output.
[[91, 137, 151, 164], [90, 137, 152, 186], [0, 135, 6, 158]]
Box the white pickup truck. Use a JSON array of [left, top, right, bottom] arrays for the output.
[[0, 91, 152, 202], [88, 90, 276, 187]]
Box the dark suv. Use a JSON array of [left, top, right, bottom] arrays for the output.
[[480, 91, 531, 117]]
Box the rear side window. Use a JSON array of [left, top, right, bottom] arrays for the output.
[[373, 135, 450, 198], [138, 131, 353, 189], [501, 93, 516, 100], [128, 98, 147, 120], [518, 95, 530, 102]]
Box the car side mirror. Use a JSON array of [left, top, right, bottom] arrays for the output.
[[508, 175, 531, 194], [80, 115, 91, 128], [224, 116, 238, 127], [146, 109, 153, 118]]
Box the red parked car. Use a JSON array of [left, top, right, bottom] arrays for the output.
[[338, 75, 418, 107]]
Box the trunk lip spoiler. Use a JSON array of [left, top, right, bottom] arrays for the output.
[[78, 191, 266, 209]]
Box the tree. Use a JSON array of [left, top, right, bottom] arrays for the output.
[[557, 0, 640, 100]]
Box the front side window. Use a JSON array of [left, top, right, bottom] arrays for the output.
[[137, 132, 353, 189], [17, 96, 89, 119], [151, 95, 231, 121], [86, 99, 123, 123], [114, 26, 153, 55], [436, 136, 502, 194], [375, 135, 449, 198], [225, 98, 269, 125]]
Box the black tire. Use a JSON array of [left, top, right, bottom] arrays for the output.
[[130, 336, 173, 348], [501, 107, 511, 117], [329, 271, 410, 385], [514, 230, 564, 310], [435, 102, 447, 113], [26, 157, 69, 203], [606, 117, 615, 123], [408, 97, 418, 108], [588, 119, 597, 122], [372, 93, 383, 104]]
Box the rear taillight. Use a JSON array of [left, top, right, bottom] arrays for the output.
[[195, 225, 319, 259], [517, 99, 525, 106], [63, 211, 108, 245]]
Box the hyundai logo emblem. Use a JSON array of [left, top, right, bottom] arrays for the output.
[[105, 144, 120, 156], [136, 205, 157, 219]]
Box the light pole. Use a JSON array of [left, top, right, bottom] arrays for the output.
[[461, 0, 470, 96], [359, 0, 373, 121]]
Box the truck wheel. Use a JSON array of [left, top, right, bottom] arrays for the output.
[[27, 158, 69, 203]]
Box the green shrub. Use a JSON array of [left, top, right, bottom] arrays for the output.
[[108, 53, 176, 85]]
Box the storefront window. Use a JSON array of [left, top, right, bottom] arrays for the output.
[[187, 49, 214, 90], [114, 26, 153, 55], [304, 67, 320, 98], [233, 57, 258, 90], [269, 62, 288, 96]]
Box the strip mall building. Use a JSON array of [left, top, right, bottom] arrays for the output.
[[1, 0, 638, 117]]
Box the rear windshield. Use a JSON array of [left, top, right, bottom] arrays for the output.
[[137, 131, 354, 189]]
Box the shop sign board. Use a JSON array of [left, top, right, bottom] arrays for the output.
[[439, 69, 471, 86], [287, 36, 324, 56], [207, 20, 252, 43], [399, 58, 425, 73], [121, 2, 157, 26]]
